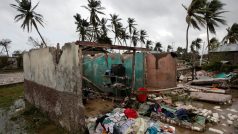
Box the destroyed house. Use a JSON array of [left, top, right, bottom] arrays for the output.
[[210, 44, 238, 65], [23, 42, 177, 133]]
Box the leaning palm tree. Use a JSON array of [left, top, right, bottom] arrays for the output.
[[223, 23, 238, 44], [146, 40, 153, 50], [131, 29, 139, 47], [127, 18, 137, 46], [82, 0, 105, 41], [191, 38, 202, 52], [100, 18, 109, 36], [204, 0, 227, 51], [0, 39, 11, 57], [190, 38, 202, 80], [167, 45, 173, 52], [139, 30, 147, 48], [11, 0, 47, 47], [74, 13, 91, 41], [154, 42, 163, 52], [109, 14, 122, 45], [119, 28, 129, 46], [183, 0, 206, 53], [209, 37, 220, 50]]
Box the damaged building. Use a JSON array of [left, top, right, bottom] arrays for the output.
[[23, 42, 177, 132]]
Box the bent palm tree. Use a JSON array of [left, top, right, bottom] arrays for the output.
[[167, 45, 173, 52], [74, 13, 91, 41], [190, 38, 202, 80], [154, 42, 163, 52], [139, 30, 147, 47], [82, 0, 105, 41], [223, 23, 238, 44], [183, 0, 206, 53], [191, 38, 202, 52], [131, 29, 139, 47], [127, 18, 137, 46], [100, 18, 109, 36], [11, 0, 47, 47], [209, 37, 220, 50], [109, 14, 122, 45], [119, 28, 129, 46], [204, 0, 227, 51], [146, 40, 152, 50]]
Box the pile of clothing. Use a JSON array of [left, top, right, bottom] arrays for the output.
[[86, 108, 175, 134]]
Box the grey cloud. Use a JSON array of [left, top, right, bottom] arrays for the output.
[[0, 0, 238, 54]]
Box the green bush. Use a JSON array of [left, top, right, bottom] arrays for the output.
[[202, 62, 222, 71]]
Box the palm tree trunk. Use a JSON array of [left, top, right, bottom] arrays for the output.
[[186, 24, 190, 54], [33, 21, 47, 47], [5, 46, 9, 57], [207, 25, 210, 52]]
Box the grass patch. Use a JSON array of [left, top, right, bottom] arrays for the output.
[[0, 84, 24, 109]]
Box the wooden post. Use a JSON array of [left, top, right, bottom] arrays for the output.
[[131, 50, 136, 90]]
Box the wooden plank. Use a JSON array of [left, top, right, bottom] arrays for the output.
[[82, 76, 103, 93], [76, 41, 149, 51], [131, 50, 136, 90]]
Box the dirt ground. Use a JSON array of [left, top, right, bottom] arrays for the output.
[[84, 98, 115, 117]]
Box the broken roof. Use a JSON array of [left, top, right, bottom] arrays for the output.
[[210, 44, 238, 52], [76, 41, 149, 51]]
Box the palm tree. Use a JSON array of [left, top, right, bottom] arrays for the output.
[[131, 29, 139, 47], [146, 40, 153, 50], [100, 18, 109, 36], [139, 30, 147, 47], [204, 0, 227, 51], [167, 45, 173, 52], [74, 13, 91, 41], [183, 0, 206, 53], [191, 38, 202, 52], [209, 37, 220, 50], [97, 18, 112, 44], [82, 0, 105, 41], [11, 0, 47, 47], [109, 14, 122, 45], [154, 42, 163, 52], [176, 47, 186, 57], [27, 36, 44, 48], [190, 38, 202, 80], [0, 39, 11, 57], [223, 23, 238, 44], [127, 18, 137, 46], [119, 28, 129, 46]]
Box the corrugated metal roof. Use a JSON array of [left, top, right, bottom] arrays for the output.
[[210, 44, 238, 52]]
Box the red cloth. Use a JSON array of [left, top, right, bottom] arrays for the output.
[[124, 108, 138, 119], [137, 87, 147, 103]]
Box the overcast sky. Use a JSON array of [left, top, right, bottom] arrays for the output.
[[0, 0, 238, 54]]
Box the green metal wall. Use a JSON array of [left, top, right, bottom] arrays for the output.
[[83, 53, 144, 93]]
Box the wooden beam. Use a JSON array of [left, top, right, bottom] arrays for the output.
[[76, 41, 149, 51], [131, 50, 136, 90]]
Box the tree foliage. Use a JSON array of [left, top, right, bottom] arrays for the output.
[[223, 23, 238, 44], [11, 0, 47, 47], [0, 39, 11, 57]]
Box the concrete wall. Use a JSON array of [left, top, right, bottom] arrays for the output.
[[210, 52, 238, 65], [23, 43, 85, 133], [83, 53, 144, 92], [145, 53, 177, 89]]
